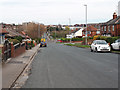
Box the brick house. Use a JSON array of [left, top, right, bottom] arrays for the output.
[[82, 25, 98, 37], [100, 12, 120, 37]]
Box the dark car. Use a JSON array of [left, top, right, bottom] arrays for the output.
[[40, 41, 47, 47]]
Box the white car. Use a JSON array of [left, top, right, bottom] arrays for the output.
[[91, 40, 111, 52], [111, 39, 120, 50]]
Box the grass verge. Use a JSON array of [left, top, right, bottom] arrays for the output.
[[111, 50, 120, 54], [65, 43, 90, 48], [0, 49, 1, 54]]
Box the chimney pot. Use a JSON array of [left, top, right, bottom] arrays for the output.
[[113, 12, 117, 19]]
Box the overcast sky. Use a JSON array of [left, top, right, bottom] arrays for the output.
[[0, 0, 119, 25]]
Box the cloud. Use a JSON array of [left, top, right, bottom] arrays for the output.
[[0, 0, 120, 24]]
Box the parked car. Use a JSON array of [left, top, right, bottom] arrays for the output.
[[91, 40, 111, 52], [40, 41, 47, 47], [57, 39, 62, 43], [40, 38, 47, 47], [111, 39, 120, 50]]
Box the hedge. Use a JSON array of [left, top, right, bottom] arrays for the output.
[[61, 38, 83, 42], [9, 39, 20, 45], [95, 36, 120, 44]]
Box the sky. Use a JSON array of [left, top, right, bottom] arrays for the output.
[[0, 0, 120, 25]]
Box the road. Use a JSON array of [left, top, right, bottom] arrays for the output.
[[23, 42, 118, 88]]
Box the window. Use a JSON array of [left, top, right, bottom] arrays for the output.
[[101, 27, 103, 31], [112, 25, 114, 31], [83, 32, 85, 34], [98, 26, 100, 29], [104, 26, 106, 31], [97, 31, 100, 34], [0, 35, 5, 44], [88, 31, 91, 34], [108, 26, 110, 32]]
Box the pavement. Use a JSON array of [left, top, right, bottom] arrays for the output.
[[23, 42, 118, 88], [2, 44, 39, 89]]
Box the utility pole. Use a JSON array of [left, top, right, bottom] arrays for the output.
[[84, 4, 88, 45], [69, 18, 72, 43]]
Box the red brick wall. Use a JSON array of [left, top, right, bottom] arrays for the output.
[[82, 31, 97, 37], [11, 43, 26, 58], [116, 24, 120, 36], [101, 24, 120, 37]]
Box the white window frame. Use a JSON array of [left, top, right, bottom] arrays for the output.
[[108, 26, 110, 32], [104, 26, 106, 31], [112, 25, 114, 31]]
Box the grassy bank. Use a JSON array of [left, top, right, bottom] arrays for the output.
[[111, 50, 120, 54], [65, 43, 90, 48], [0, 49, 1, 54]]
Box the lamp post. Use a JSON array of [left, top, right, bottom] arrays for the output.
[[84, 4, 87, 45], [69, 18, 72, 43]]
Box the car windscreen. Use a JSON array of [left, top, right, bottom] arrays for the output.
[[118, 39, 120, 42], [96, 41, 107, 44]]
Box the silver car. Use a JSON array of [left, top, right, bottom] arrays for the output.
[[111, 39, 120, 50]]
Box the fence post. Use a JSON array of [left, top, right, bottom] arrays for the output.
[[11, 42, 14, 57]]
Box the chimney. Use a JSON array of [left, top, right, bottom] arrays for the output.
[[113, 12, 117, 19]]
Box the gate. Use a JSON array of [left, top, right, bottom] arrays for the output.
[[2, 40, 11, 62]]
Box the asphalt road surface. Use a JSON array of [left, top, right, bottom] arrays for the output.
[[23, 42, 118, 88]]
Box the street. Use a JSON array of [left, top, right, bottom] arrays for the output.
[[23, 41, 118, 88]]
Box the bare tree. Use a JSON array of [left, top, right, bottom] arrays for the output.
[[22, 22, 47, 39]]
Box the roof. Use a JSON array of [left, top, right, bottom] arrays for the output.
[[101, 16, 120, 26], [5, 29, 25, 38], [21, 31, 30, 39], [0, 29, 9, 34], [82, 25, 97, 32]]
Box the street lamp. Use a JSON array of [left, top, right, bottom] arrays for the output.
[[69, 18, 72, 43], [84, 4, 87, 45]]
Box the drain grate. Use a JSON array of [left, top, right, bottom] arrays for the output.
[[22, 56, 30, 58], [8, 61, 23, 64]]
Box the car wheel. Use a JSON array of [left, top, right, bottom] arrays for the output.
[[111, 45, 114, 50], [95, 47, 98, 52], [91, 48, 93, 52]]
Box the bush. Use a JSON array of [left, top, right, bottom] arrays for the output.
[[93, 35, 100, 40], [61, 38, 70, 42], [14, 36, 23, 43], [31, 40, 35, 47], [87, 37, 93, 39], [9, 39, 20, 45], [72, 38, 83, 41], [61, 38, 83, 42], [100, 36, 107, 40], [106, 37, 113, 44]]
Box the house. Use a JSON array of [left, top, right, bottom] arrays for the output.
[[62, 25, 82, 31], [21, 31, 30, 39], [0, 29, 9, 44], [5, 29, 25, 39], [74, 28, 84, 38], [87, 23, 103, 35], [100, 12, 120, 37], [66, 28, 84, 38], [82, 25, 98, 37]]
